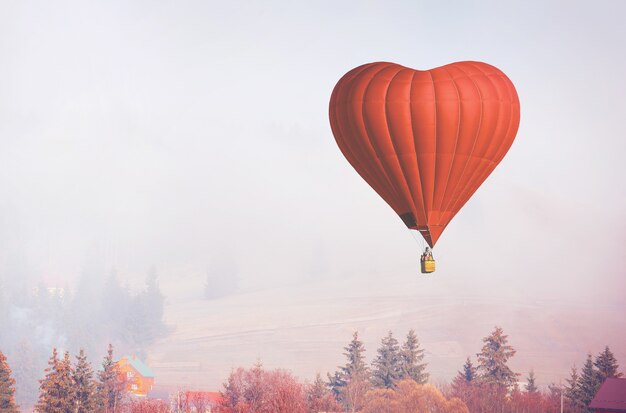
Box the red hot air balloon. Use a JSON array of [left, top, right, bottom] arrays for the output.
[[329, 61, 520, 256]]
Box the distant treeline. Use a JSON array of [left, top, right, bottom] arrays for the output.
[[0, 267, 169, 408], [0, 327, 621, 412]]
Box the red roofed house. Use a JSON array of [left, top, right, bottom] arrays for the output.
[[116, 355, 155, 397], [590, 378, 626, 413]]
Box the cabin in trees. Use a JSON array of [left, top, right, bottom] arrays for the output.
[[116, 355, 155, 397], [589, 378, 626, 413]]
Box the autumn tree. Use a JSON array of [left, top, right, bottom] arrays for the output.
[[36, 349, 75, 413], [362, 387, 397, 413], [179, 391, 216, 413], [126, 398, 170, 413], [398, 330, 428, 385], [220, 367, 250, 412], [73, 349, 97, 413], [0, 351, 19, 413], [371, 331, 401, 389], [97, 344, 126, 413], [220, 363, 307, 413], [244, 361, 267, 412], [594, 346, 622, 383], [306, 373, 341, 413], [264, 370, 307, 413], [362, 380, 469, 413], [329, 331, 371, 413]]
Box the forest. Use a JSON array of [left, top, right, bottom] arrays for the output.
[[0, 326, 621, 413], [0, 266, 169, 409]]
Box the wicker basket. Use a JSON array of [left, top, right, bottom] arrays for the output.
[[421, 259, 436, 274]]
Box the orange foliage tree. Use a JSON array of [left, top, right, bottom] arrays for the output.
[[179, 391, 218, 413], [363, 380, 469, 413]]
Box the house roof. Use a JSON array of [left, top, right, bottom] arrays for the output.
[[590, 378, 626, 411], [122, 355, 155, 378]]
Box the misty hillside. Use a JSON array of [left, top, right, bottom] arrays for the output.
[[150, 270, 625, 391]]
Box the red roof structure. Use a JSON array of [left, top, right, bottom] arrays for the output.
[[590, 378, 626, 412]]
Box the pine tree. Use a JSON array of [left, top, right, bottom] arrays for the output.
[[36, 347, 61, 413], [330, 332, 370, 413], [578, 354, 600, 412], [594, 346, 622, 383], [308, 373, 329, 405], [476, 326, 518, 390], [96, 344, 126, 413], [341, 331, 369, 379], [73, 349, 96, 413], [371, 331, 401, 389], [398, 329, 428, 384], [525, 369, 538, 394], [460, 357, 476, 383], [308, 372, 342, 413], [306, 373, 341, 412], [451, 356, 478, 409], [36, 349, 75, 413], [451, 357, 476, 391], [0, 351, 19, 413], [565, 366, 585, 412], [327, 370, 345, 400]]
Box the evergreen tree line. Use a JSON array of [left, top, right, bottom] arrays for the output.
[[0, 327, 622, 413], [327, 329, 428, 412], [0, 344, 127, 413], [563, 346, 623, 413], [323, 326, 623, 413], [449, 328, 622, 413], [0, 267, 169, 409]]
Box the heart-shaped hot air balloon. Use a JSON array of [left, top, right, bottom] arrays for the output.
[[329, 61, 520, 248]]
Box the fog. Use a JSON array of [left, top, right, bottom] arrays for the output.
[[1, 0, 625, 401]]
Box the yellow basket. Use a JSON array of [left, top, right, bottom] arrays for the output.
[[421, 259, 436, 274]]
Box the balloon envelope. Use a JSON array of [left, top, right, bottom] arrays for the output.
[[329, 61, 520, 247]]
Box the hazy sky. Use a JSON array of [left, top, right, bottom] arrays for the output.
[[1, 0, 625, 389]]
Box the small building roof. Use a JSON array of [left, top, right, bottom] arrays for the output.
[[590, 378, 626, 411], [122, 355, 155, 378]]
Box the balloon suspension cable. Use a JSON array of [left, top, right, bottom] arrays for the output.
[[409, 229, 426, 252]]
